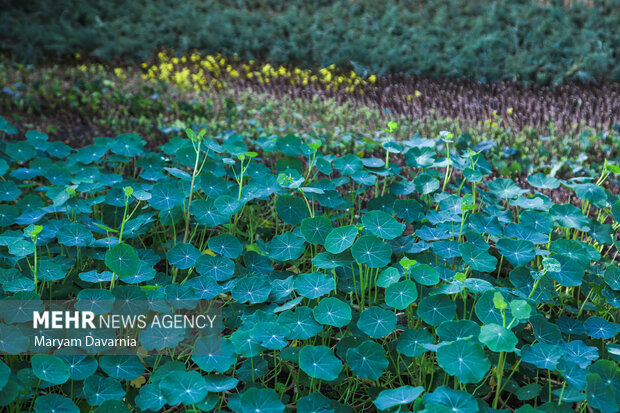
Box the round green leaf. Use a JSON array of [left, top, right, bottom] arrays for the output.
[[351, 235, 392, 268], [346, 340, 388, 380], [417, 294, 456, 326], [313, 297, 352, 328], [324, 225, 358, 254], [357, 306, 397, 338], [385, 280, 418, 310], [479, 324, 518, 352], [362, 210, 405, 240], [436, 340, 490, 384], [32, 354, 70, 385], [299, 345, 342, 381], [105, 243, 140, 277]]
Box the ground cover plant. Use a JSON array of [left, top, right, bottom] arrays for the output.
[[1, 0, 619, 85], [2, 56, 618, 182], [0, 116, 618, 412]]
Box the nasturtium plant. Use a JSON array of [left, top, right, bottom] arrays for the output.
[[0, 118, 618, 412]]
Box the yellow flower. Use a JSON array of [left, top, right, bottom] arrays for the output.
[[507, 107, 514, 116], [368, 75, 377, 83]]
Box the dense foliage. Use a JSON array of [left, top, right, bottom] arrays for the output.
[[0, 116, 618, 412], [1, 0, 619, 84], [2, 59, 618, 181]]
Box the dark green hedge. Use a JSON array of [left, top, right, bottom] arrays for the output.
[[1, 0, 619, 84]]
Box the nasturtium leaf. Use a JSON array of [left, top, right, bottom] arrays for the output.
[[83, 376, 125, 406], [550, 238, 590, 263], [297, 393, 332, 413], [229, 330, 264, 358], [159, 370, 208, 405], [324, 225, 358, 254], [589, 359, 620, 397], [488, 178, 524, 199], [520, 210, 555, 234], [333, 154, 363, 176], [57, 354, 98, 381], [547, 255, 584, 287], [422, 386, 478, 413], [167, 242, 201, 269], [32, 355, 70, 385], [191, 335, 237, 373], [105, 243, 140, 277], [573, 183, 608, 207], [377, 267, 401, 288], [394, 199, 423, 223], [313, 297, 352, 327], [79, 270, 113, 283], [530, 314, 562, 344], [436, 340, 490, 384], [299, 345, 342, 381], [417, 294, 456, 326], [351, 235, 392, 268], [397, 329, 433, 357], [516, 383, 542, 401], [497, 238, 535, 267], [528, 173, 560, 189], [436, 320, 480, 342], [300, 216, 332, 244], [558, 340, 599, 368], [550, 203, 590, 231], [8, 239, 34, 256], [357, 307, 397, 338], [190, 199, 229, 227], [203, 375, 239, 392], [275, 195, 309, 226], [431, 240, 462, 259], [37, 260, 65, 281], [149, 182, 185, 210], [586, 373, 618, 412], [278, 306, 323, 340], [0, 181, 21, 202], [312, 250, 354, 269], [374, 385, 424, 410], [239, 387, 285, 413], [76, 289, 115, 314], [412, 264, 440, 286], [195, 254, 234, 281], [458, 243, 497, 272], [604, 266, 620, 291], [208, 234, 243, 258], [362, 210, 405, 240], [251, 322, 290, 350], [232, 276, 271, 304], [34, 394, 79, 413], [294, 271, 335, 299], [405, 147, 436, 168], [135, 384, 166, 412], [99, 355, 144, 381], [509, 299, 532, 320], [56, 223, 94, 247], [521, 343, 563, 370], [414, 173, 440, 194], [385, 280, 417, 310], [265, 232, 305, 261], [0, 324, 29, 354], [479, 324, 518, 352], [346, 340, 388, 380], [584, 316, 620, 339], [214, 194, 243, 215]]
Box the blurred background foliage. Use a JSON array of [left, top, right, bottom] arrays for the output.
[[1, 0, 619, 85]]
